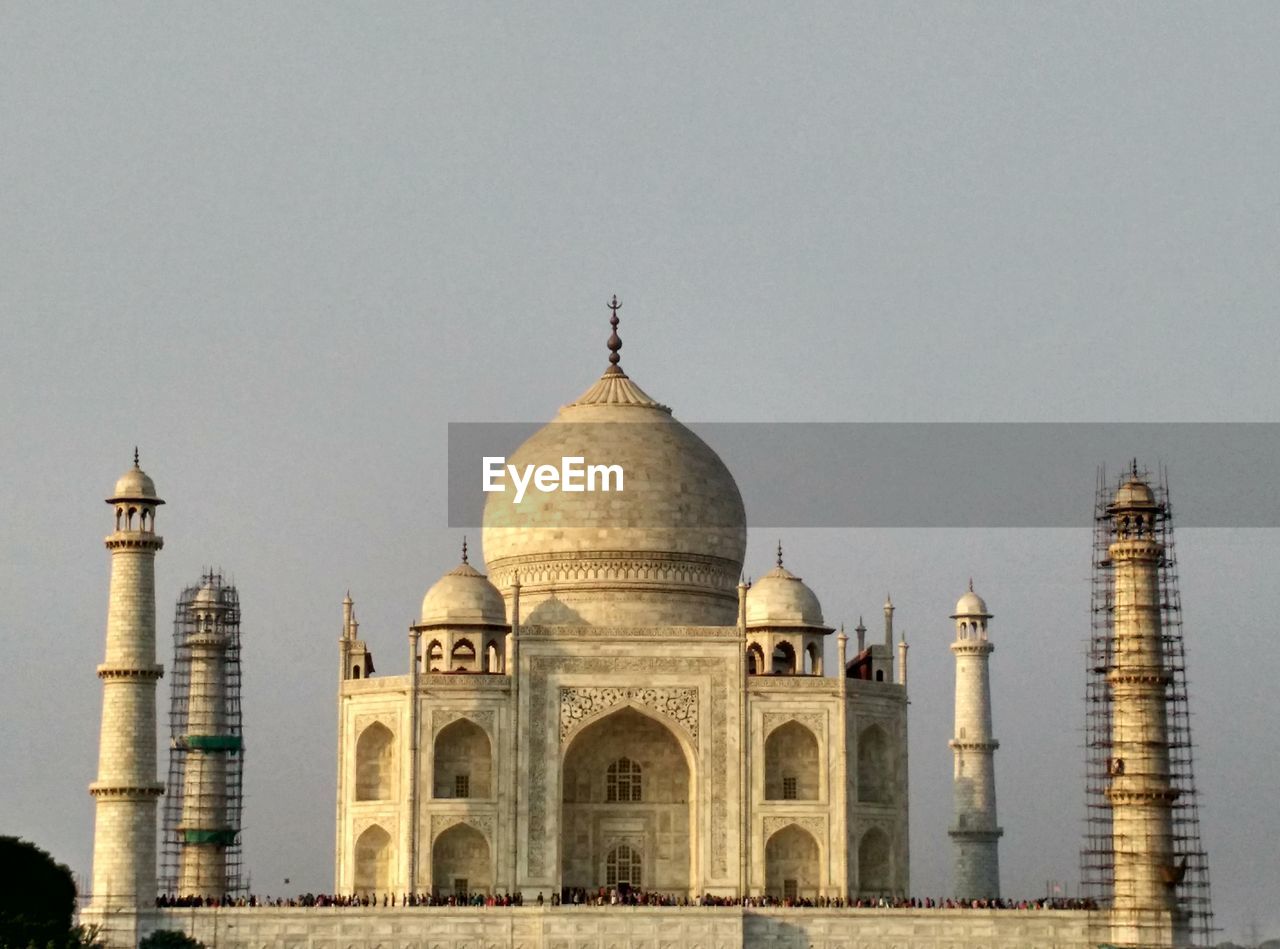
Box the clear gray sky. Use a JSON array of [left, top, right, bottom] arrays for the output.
[[2, 3, 1278, 941]]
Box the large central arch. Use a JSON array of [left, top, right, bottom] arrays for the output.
[[560, 706, 695, 895]]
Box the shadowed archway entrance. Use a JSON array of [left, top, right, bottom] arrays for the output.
[[432, 823, 491, 899], [560, 706, 694, 895], [765, 823, 820, 901]]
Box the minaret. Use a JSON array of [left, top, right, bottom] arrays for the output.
[[948, 580, 1002, 899], [1105, 472, 1179, 945], [177, 577, 233, 898], [90, 453, 165, 912]]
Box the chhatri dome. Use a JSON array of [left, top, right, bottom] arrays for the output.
[[482, 297, 747, 626], [951, 579, 991, 619], [745, 541, 828, 628], [420, 539, 507, 627], [107, 449, 163, 504]]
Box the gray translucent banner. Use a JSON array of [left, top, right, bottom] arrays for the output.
[[448, 423, 1280, 528]]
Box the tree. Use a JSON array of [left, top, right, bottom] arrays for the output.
[[139, 931, 204, 949], [0, 836, 82, 949]]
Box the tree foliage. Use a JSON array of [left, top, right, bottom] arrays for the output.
[[139, 931, 204, 949], [0, 836, 84, 948]]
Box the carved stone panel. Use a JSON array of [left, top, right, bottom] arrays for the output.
[[762, 815, 825, 841], [432, 709, 496, 739], [762, 710, 824, 740], [430, 813, 495, 844], [559, 686, 699, 746]]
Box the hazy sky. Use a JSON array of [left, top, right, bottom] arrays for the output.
[[2, 3, 1278, 942]]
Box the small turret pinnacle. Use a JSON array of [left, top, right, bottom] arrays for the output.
[[776, 539, 784, 568], [461, 536, 469, 564], [133, 446, 140, 468], [969, 577, 974, 592], [606, 295, 622, 369]]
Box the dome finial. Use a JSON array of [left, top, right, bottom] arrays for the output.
[[461, 536, 469, 564], [969, 576, 974, 592], [776, 539, 784, 568], [133, 446, 140, 468], [607, 295, 622, 367]]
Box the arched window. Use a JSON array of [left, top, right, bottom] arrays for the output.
[[352, 665, 362, 679], [746, 644, 765, 676], [606, 757, 642, 802], [434, 718, 492, 799], [451, 639, 476, 671], [606, 845, 642, 887], [484, 640, 502, 673], [355, 722, 395, 801], [427, 641, 444, 672], [765, 721, 820, 800], [772, 641, 797, 675]]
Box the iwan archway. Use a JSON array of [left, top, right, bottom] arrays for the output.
[[560, 706, 696, 896]]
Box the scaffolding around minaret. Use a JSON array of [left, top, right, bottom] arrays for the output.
[[1080, 464, 1213, 947], [160, 571, 246, 899]]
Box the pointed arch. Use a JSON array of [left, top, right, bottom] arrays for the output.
[[560, 706, 694, 894], [746, 643, 766, 676], [431, 822, 490, 899], [450, 638, 476, 671], [355, 722, 395, 801], [559, 699, 698, 759], [765, 720, 820, 800], [858, 827, 891, 895], [427, 640, 444, 672], [354, 824, 392, 894], [857, 724, 892, 804], [434, 717, 491, 799], [765, 823, 820, 901], [804, 641, 821, 675], [483, 639, 502, 673], [772, 641, 797, 675]]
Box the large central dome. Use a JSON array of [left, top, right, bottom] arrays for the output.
[[481, 311, 746, 627]]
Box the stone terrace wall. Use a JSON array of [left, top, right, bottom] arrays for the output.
[[142, 906, 1099, 949]]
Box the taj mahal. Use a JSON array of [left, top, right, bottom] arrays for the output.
[[80, 304, 1202, 948]]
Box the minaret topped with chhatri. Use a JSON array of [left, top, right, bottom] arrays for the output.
[[948, 580, 1002, 899], [89, 452, 166, 932]]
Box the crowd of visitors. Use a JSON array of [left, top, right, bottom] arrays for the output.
[[156, 891, 1096, 912]]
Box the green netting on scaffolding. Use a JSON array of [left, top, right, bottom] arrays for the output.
[[183, 734, 243, 751]]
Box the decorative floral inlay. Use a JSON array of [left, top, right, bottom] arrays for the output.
[[559, 686, 699, 745]]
